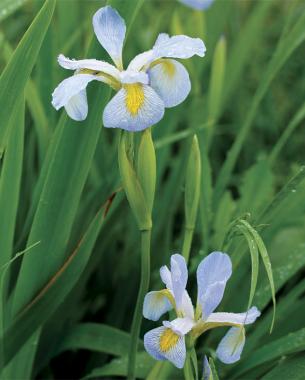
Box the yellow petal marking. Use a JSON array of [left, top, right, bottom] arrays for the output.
[[159, 328, 179, 353], [125, 83, 145, 116], [161, 60, 176, 78]]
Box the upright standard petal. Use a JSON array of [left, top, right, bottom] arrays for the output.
[[64, 89, 88, 121], [196, 251, 232, 319], [57, 54, 121, 80], [216, 327, 246, 364], [143, 290, 173, 321], [92, 6, 126, 69], [102, 84, 164, 131], [206, 306, 261, 326], [153, 33, 206, 59], [144, 326, 186, 368], [119, 70, 149, 85], [148, 59, 191, 107], [179, 0, 214, 11], [51, 74, 97, 117], [170, 254, 188, 310]]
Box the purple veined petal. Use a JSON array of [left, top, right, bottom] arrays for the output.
[[102, 84, 165, 132], [144, 325, 186, 368], [196, 251, 232, 319], [57, 54, 121, 81], [206, 306, 261, 326], [216, 327, 246, 364], [92, 6, 126, 69], [143, 290, 173, 321], [148, 59, 191, 108], [179, 0, 214, 11]]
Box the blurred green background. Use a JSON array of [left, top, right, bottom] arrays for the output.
[[0, 0, 305, 379]]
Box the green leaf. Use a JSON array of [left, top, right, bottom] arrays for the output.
[[213, 7, 305, 205], [0, 0, 55, 148], [0, 196, 119, 370], [0, 0, 28, 22], [53, 323, 144, 358], [83, 352, 155, 379], [234, 328, 305, 378], [262, 356, 305, 380]]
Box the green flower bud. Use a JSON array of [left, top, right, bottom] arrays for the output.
[[137, 128, 156, 215], [118, 131, 152, 231]]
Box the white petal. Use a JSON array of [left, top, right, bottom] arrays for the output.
[[216, 327, 245, 364], [206, 306, 261, 326], [144, 326, 186, 369], [92, 6, 126, 68], [51, 74, 96, 111], [148, 59, 191, 108], [58, 54, 121, 80], [196, 252, 232, 319], [153, 33, 206, 59], [127, 50, 155, 72], [102, 84, 164, 131], [143, 291, 173, 321], [64, 89, 88, 121], [163, 317, 194, 335], [179, 0, 214, 10], [119, 70, 149, 85]]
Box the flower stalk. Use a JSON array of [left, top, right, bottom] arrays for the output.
[[118, 129, 156, 380]]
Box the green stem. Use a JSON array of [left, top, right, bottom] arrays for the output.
[[182, 226, 194, 264], [184, 352, 195, 380], [127, 228, 151, 380]]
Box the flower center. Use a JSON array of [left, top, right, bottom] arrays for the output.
[[125, 83, 145, 116], [159, 328, 179, 352]]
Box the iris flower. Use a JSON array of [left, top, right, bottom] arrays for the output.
[[143, 252, 260, 369], [179, 0, 214, 10], [51, 6, 206, 131]]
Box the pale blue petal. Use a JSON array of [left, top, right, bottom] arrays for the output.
[[127, 50, 155, 72], [103, 84, 164, 131], [179, 0, 214, 10], [206, 306, 261, 326], [64, 89, 88, 121], [51, 74, 96, 112], [160, 265, 172, 289], [57, 54, 121, 80], [92, 6, 126, 68], [119, 70, 149, 85], [148, 59, 191, 108], [153, 33, 206, 59], [143, 291, 173, 321], [163, 317, 194, 335], [216, 327, 245, 364], [144, 326, 186, 368], [203, 356, 212, 380], [196, 252, 232, 319], [170, 254, 188, 310]]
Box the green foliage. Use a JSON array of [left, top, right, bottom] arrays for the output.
[[0, 0, 305, 379]]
